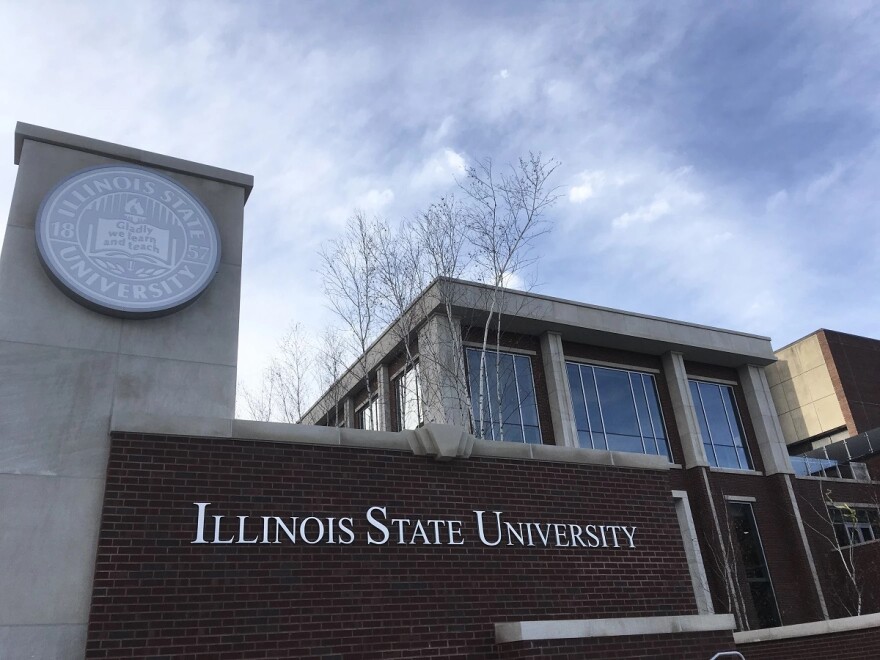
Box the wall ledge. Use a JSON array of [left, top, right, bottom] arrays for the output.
[[734, 612, 880, 645], [495, 613, 735, 643]]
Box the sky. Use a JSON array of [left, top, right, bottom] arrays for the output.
[[1, 1, 879, 411]]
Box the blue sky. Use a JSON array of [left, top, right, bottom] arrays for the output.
[[1, 1, 878, 402]]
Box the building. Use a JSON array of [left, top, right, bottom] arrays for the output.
[[2, 123, 880, 659]]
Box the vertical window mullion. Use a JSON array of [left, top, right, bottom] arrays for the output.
[[593, 368, 608, 443], [513, 356, 526, 440], [642, 375, 659, 454], [718, 385, 742, 469], [579, 366, 593, 449], [628, 373, 648, 454]]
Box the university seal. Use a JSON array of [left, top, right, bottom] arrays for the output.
[[35, 165, 221, 317]]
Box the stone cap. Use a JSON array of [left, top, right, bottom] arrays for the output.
[[14, 122, 254, 202]]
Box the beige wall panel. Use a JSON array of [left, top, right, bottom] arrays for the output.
[[813, 394, 846, 432]]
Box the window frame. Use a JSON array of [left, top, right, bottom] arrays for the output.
[[689, 379, 754, 471], [356, 395, 380, 431], [393, 361, 423, 431], [828, 504, 880, 547], [565, 361, 672, 461], [465, 347, 542, 444]]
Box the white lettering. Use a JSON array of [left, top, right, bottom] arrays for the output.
[[366, 506, 390, 545], [474, 510, 503, 546]]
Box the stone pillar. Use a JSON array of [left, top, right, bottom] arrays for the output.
[[662, 351, 709, 468], [0, 123, 251, 657], [376, 363, 392, 431], [737, 364, 794, 475], [418, 314, 470, 429], [343, 396, 355, 428], [539, 331, 577, 448]]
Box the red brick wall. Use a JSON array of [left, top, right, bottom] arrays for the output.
[[818, 330, 880, 435], [793, 477, 880, 618], [86, 433, 702, 658], [738, 625, 880, 659]]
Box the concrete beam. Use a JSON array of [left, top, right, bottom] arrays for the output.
[[737, 364, 794, 475], [540, 331, 578, 448], [662, 352, 709, 468]]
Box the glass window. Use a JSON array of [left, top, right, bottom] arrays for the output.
[[829, 505, 880, 547], [465, 348, 541, 444], [728, 502, 781, 628], [566, 362, 670, 460], [689, 380, 752, 470], [394, 363, 423, 431], [358, 396, 380, 431]]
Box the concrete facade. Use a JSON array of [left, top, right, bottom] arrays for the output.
[[0, 123, 251, 658]]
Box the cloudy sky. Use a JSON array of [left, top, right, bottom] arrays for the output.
[[1, 1, 879, 407]]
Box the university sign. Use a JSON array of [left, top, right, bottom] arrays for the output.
[[35, 165, 221, 317], [191, 502, 639, 549]]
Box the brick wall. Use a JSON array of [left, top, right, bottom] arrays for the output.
[[793, 477, 880, 618], [818, 330, 880, 435], [86, 433, 703, 658], [738, 625, 880, 659]]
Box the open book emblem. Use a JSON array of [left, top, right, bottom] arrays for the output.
[[88, 197, 173, 267]]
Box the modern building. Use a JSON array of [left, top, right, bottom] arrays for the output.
[[2, 123, 880, 659], [768, 329, 880, 453]]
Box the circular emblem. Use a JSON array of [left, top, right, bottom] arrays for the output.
[[35, 165, 221, 318]]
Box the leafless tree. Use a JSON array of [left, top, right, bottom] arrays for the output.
[[319, 211, 381, 405], [460, 154, 560, 439], [241, 322, 315, 423]]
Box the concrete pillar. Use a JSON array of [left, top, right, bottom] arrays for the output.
[[737, 364, 794, 475], [0, 123, 251, 657], [343, 396, 355, 428], [376, 363, 392, 431], [539, 331, 577, 448], [418, 314, 470, 428], [662, 351, 709, 468]]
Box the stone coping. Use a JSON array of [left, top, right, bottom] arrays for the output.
[[733, 612, 880, 645], [14, 122, 254, 200], [110, 413, 672, 471], [495, 613, 736, 643]]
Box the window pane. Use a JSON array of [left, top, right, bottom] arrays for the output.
[[607, 433, 644, 453], [595, 368, 640, 437], [699, 383, 735, 447], [728, 502, 780, 628], [690, 380, 752, 470], [515, 355, 539, 427], [466, 348, 540, 444], [644, 374, 667, 439], [581, 367, 603, 440], [567, 364, 590, 435]]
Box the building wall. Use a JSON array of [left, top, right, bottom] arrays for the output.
[[767, 333, 847, 446], [819, 330, 880, 436], [738, 625, 880, 660], [86, 432, 712, 658]]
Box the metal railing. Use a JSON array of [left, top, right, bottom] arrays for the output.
[[791, 455, 871, 481], [709, 652, 745, 660]]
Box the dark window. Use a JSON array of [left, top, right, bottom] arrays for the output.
[[566, 362, 670, 459], [728, 501, 780, 628], [466, 348, 541, 444], [829, 505, 880, 547], [689, 380, 752, 470]]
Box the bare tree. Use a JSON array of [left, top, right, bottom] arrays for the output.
[[319, 211, 381, 406], [241, 322, 315, 423], [460, 154, 560, 439], [314, 325, 352, 426]]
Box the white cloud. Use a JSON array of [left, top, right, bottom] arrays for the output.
[[569, 170, 607, 203]]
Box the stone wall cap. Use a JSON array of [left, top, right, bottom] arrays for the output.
[[14, 122, 254, 201], [734, 612, 880, 645]]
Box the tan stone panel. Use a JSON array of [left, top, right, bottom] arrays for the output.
[[771, 382, 791, 414], [765, 362, 783, 387], [802, 365, 836, 400], [790, 406, 810, 441], [781, 378, 801, 414], [778, 411, 798, 445], [790, 373, 817, 407], [788, 335, 825, 375], [801, 402, 824, 438], [813, 394, 846, 432]]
